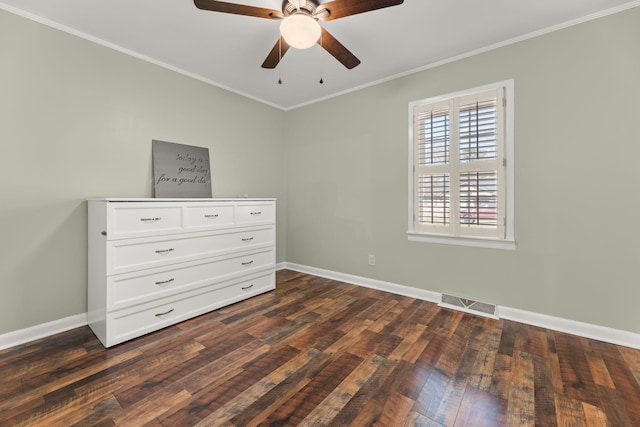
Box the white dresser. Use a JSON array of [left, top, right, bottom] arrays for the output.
[[87, 198, 276, 347]]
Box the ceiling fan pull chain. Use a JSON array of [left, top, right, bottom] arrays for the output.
[[278, 37, 283, 85], [319, 31, 324, 84]]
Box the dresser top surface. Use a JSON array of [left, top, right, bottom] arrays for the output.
[[88, 198, 276, 202]]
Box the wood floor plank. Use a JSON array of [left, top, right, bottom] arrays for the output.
[[178, 341, 272, 396], [619, 345, 640, 386], [545, 329, 566, 395], [372, 391, 414, 427], [0, 347, 142, 424], [405, 411, 446, 426], [20, 340, 133, 392], [229, 350, 330, 427], [259, 350, 363, 425], [414, 365, 451, 419], [453, 384, 507, 427], [488, 352, 512, 402], [594, 384, 635, 426], [3, 383, 116, 426], [159, 344, 301, 426], [192, 347, 317, 426], [322, 319, 376, 356], [0, 344, 89, 384], [343, 360, 412, 426], [342, 328, 383, 359], [388, 323, 428, 362], [581, 401, 609, 427], [531, 352, 558, 426], [554, 393, 588, 427], [585, 351, 616, 389], [332, 356, 398, 426], [69, 397, 122, 427], [112, 388, 192, 426], [401, 332, 449, 401], [497, 320, 516, 356], [0, 378, 25, 402], [2, 270, 640, 426], [432, 312, 474, 373], [590, 340, 640, 422], [297, 353, 383, 426], [554, 332, 600, 407], [111, 340, 206, 407], [433, 345, 479, 426], [367, 296, 416, 334], [506, 351, 535, 426], [468, 322, 502, 392]]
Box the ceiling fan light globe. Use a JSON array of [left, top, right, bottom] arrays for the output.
[[280, 14, 320, 49]]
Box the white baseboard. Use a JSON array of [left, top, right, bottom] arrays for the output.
[[280, 262, 640, 350], [3, 265, 639, 351], [0, 313, 88, 351], [498, 306, 640, 350], [282, 262, 441, 303]]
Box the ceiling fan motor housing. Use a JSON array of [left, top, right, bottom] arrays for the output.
[[283, 0, 329, 19]]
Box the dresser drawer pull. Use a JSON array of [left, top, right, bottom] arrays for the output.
[[155, 248, 175, 255], [241, 284, 254, 290], [155, 278, 175, 286], [204, 214, 219, 219], [155, 309, 174, 317], [140, 217, 161, 223], [241, 237, 254, 242], [250, 211, 262, 216], [241, 260, 254, 266]]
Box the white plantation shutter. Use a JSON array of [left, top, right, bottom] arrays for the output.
[[414, 100, 453, 233], [418, 174, 450, 226], [455, 89, 504, 238], [414, 101, 452, 231], [411, 85, 509, 242], [459, 97, 499, 162], [417, 105, 450, 166]]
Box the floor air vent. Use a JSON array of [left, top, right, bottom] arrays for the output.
[[439, 293, 498, 319]]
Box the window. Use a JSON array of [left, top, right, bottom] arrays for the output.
[[408, 80, 515, 249]]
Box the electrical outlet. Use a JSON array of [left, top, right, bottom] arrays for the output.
[[368, 254, 376, 266]]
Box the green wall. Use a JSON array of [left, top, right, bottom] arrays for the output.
[[2, 6, 639, 337], [0, 10, 286, 334], [285, 7, 640, 334]]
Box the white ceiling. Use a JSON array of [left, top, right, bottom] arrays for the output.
[[2, 0, 638, 110]]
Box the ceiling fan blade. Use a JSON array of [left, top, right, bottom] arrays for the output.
[[321, 0, 404, 21], [262, 37, 290, 69], [319, 27, 360, 69], [194, 0, 282, 19]]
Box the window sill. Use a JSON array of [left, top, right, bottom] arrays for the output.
[[407, 231, 516, 250]]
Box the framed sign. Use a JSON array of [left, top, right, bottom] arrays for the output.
[[152, 140, 212, 198]]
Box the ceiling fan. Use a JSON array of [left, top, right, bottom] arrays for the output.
[[193, 0, 405, 69]]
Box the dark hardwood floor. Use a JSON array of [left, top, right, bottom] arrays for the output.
[[2, 269, 640, 426]]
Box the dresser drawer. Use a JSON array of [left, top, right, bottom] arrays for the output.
[[109, 249, 274, 311], [184, 204, 235, 230], [108, 273, 274, 345], [109, 205, 182, 239], [108, 227, 274, 275], [237, 203, 275, 225]]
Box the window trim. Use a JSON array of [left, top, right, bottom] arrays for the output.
[[407, 80, 515, 250]]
